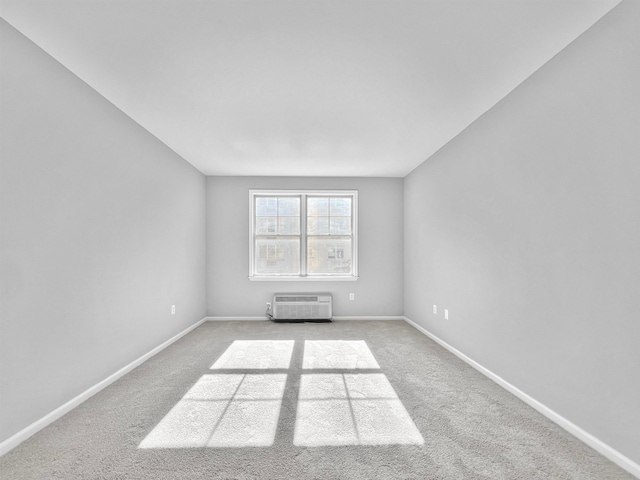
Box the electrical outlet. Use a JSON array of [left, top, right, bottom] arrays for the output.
[[349, 293, 355, 301], [433, 304, 437, 314], [171, 305, 176, 315], [266, 302, 271, 310], [444, 309, 449, 320]]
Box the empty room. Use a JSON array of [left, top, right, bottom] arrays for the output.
[[1, 0, 638, 478]]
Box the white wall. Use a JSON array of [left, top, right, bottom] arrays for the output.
[[0, 20, 207, 443], [207, 176, 403, 317], [404, 0, 640, 465]]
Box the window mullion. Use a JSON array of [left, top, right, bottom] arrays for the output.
[[250, 194, 255, 278], [300, 194, 307, 276]]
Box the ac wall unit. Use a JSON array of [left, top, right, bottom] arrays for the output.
[[271, 293, 332, 322]]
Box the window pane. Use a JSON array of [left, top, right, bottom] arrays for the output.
[[330, 198, 351, 216], [256, 197, 277, 216], [307, 216, 329, 235], [307, 197, 329, 216], [255, 238, 300, 275], [256, 217, 277, 235], [307, 237, 352, 275], [251, 191, 356, 278], [278, 197, 300, 216], [330, 217, 351, 235], [278, 217, 300, 235]]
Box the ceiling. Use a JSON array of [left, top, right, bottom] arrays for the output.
[[0, 0, 621, 177]]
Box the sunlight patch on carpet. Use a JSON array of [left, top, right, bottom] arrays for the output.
[[139, 374, 287, 448], [211, 340, 294, 369], [302, 340, 380, 369], [294, 373, 424, 446]]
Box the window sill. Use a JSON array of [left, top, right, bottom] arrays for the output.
[[249, 276, 359, 282]]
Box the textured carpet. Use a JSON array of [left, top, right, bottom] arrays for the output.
[[0, 320, 634, 479]]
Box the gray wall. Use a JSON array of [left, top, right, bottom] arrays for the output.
[[2, 0, 638, 465], [404, 1, 640, 464], [207, 176, 403, 317], [0, 20, 207, 443]]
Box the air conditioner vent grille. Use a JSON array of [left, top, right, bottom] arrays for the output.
[[272, 292, 332, 320], [275, 296, 318, 303]]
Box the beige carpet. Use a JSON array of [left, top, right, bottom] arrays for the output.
[[0, 320, 634, 479]]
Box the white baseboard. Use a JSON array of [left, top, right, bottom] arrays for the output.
[[206, 316, 404, 322], [0, 317, 208, 458], [403, 316, 640, 479], [206, 316, 267, 321], [332, 316, 404, 321]]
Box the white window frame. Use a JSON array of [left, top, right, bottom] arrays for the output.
[[249, 189, 359, 281]]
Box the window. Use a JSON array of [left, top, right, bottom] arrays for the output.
[[249, 190, 358, 280]]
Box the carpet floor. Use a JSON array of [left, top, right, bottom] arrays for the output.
[[0, 320, 634, 479]]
